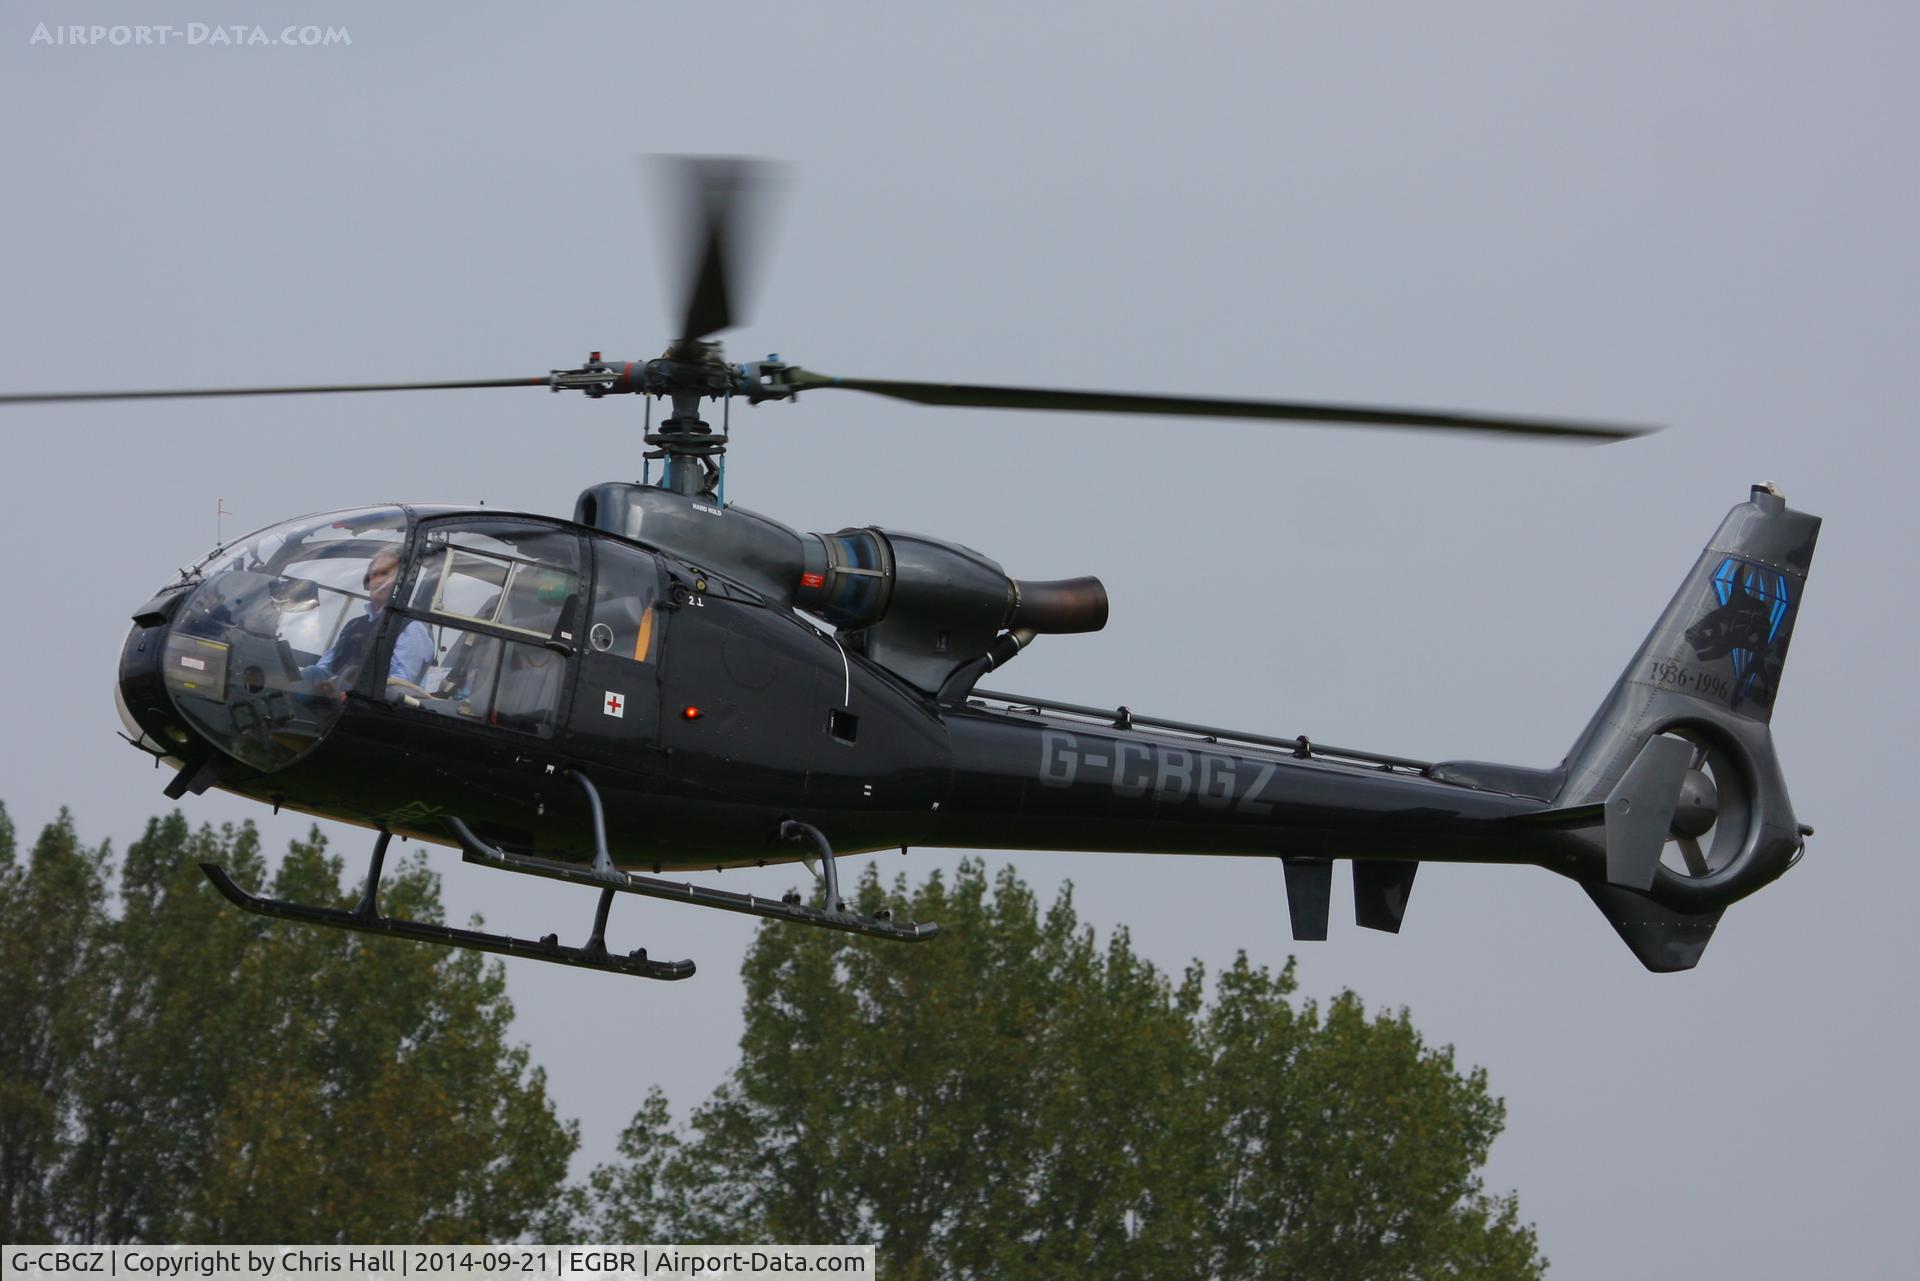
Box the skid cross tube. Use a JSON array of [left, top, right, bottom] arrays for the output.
[[353, 828, 391, 921], [582, 888, 618, 962], [568, 769, 623, 963], [780, 820, 841, 912], [570, 767, 617, 876]]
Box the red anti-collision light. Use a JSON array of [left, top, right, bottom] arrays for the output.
[[681, 706, 703, 721]]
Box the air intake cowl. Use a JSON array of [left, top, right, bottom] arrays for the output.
[[575, 483, 810, 606], [839, 529, 1015, 692]]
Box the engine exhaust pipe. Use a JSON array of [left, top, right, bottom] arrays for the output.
[[1009, 576, 1108, 634]]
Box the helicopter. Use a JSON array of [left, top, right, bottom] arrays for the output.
[[3, 158, 1819, 978]]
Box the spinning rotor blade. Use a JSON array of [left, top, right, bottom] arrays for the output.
[[0, 377, 548, 405], [785, 372, 1651, 441], [5, 151, 1647, 448], [654, 155, 784, 343]]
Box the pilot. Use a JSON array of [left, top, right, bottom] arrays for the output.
[[305, 547, 434, 694]]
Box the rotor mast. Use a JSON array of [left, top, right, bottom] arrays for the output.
[[546, 338, 762, 500], [650, 340, 730, 499]]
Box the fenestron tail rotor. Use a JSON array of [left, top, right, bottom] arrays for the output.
[[1660, 731, 1747, 882]]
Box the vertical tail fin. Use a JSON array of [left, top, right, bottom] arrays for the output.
[[1556, 483, 1819, 964]]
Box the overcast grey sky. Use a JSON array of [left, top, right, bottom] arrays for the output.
[[3, 2, 1915, 1274]]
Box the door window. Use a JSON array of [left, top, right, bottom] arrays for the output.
[[587, 540, 662, 664], [392, 522, 582, 737]]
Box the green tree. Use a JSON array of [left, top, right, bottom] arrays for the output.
[[0, 805, 112, 1241], [1199, 957, 1542, 1278], [15, 809, 578, 1243], [584, 860, 1544, 1279]]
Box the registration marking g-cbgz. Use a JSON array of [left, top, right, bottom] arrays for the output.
[[1038, 729, 1275, 812]]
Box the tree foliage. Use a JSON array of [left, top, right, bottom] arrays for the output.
[[0, 808, 111, 1239], [2, 800, 1545, 1272], [583, 861, 1545, 1279], [0, 803, 576, 1243]]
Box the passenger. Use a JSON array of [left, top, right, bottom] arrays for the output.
[[305, 547, 434, 694]]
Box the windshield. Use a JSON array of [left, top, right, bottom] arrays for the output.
[[164, 508, 411, 771]]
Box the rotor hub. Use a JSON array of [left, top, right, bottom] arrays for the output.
[[1670, 768, 1719, 839]]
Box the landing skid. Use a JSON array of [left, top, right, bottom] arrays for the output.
[[200, 831, 693, 981], [199, 769, 934, 982], [448, 817, 940, 944]]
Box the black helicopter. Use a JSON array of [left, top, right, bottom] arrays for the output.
[[4, 159, 1818, 976]]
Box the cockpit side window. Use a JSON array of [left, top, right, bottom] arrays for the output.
[[392, 522, 582, 737], [587, 541, 663, 663], [411, 528, 581, 641]]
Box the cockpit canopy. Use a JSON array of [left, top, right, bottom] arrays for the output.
[[158, 507, 603, 773]]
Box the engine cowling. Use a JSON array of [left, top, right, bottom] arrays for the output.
[[575, 483, 1107, 693]]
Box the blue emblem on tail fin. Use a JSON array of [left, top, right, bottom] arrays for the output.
[[1686, 557, 1797, 712]]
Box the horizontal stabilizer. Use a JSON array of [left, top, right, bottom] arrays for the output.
[[1603, 734, 1693, 890], [1353, 861, 1418, 933], [1282, 857, 1332, 941], [1584, 882, 1723, 972]]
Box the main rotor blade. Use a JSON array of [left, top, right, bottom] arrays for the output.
[[653, 155, 784, 343], [789, 372, 1652, 441], [0, 377, 549, 405]]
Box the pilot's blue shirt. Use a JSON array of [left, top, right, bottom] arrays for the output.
[[306, 604, 433, 686]]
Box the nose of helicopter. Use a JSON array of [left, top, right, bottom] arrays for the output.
[[115, 590, 325, 791], [116, 575, 357, 783], [115, 507, 416, 786], [116, 591, 221, 787], [115, 656, 192, 762]]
